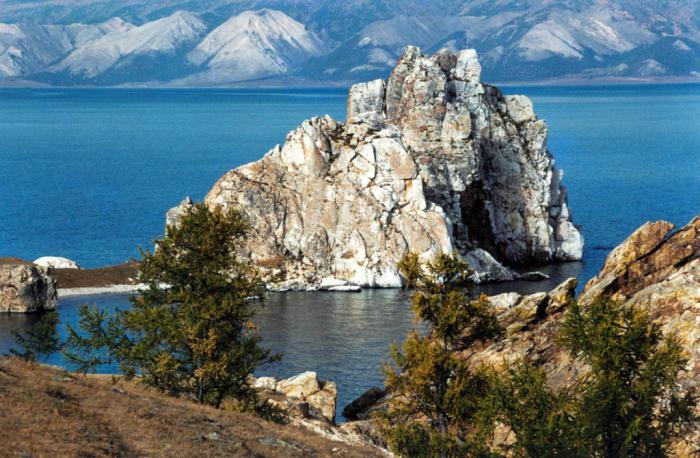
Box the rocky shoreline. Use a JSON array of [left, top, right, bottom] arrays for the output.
[[336, 214, 700, 453]]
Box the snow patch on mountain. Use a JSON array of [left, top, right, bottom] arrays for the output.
[[519, 10, 656, 61], [50, 11, 205, 78], [185, 9, 324, 84]]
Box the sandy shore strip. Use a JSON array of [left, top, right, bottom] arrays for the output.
[[58, 284, 148, 298]]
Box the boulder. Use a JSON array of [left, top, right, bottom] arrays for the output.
[[33, 256, 80, 269], [264, 371, 338, 425], [173, 46, 583, 289], [307, 381, 337, 424], [253, 376, 277, 391], [277, 371, 321, 400], [342, 387, 386, 421], [0, 263, 57, 313]]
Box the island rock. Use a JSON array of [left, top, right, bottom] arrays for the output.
[[174, 46, 583, 288], [0, 263, 58, 313]]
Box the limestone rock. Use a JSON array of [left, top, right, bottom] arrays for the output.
[[268, 371, 338, 424], [33, 256, 80, 270], [177, 46, 583, 289], [165, 196, 193, 228], [277, 371, 321, 400], [580, 217, 698, 304], [253, 376, 277, 391], [307, 381, 337, 424], [466, 216, 700, 453], [0, 263, 58, 313]]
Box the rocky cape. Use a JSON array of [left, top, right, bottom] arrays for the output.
[[343, 214, 700, 453], [170, 47, 583, 290]]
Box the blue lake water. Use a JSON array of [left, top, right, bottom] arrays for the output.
[[1, 84, 699, 419]]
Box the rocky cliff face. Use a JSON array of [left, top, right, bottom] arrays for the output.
[[0, 263, 57, 313], [188, 46, 583, 288], [458, 215, 700, 454]]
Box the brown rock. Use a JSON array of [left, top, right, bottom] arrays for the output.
[[0, 263, 57, 313]]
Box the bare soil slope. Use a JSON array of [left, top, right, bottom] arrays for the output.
[[0, 358, 382, 457]]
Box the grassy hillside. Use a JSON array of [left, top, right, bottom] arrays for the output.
[[0, 358, 383, 457]]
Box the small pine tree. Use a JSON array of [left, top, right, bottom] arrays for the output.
[[8, 310, 61, 362], [381, 253, 502, 457], [560, 298, 697, 457], [64, 203, 279, 408], [485, 361, 579, 457]]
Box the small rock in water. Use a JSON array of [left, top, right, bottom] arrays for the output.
[[519, 271, 550, 281]]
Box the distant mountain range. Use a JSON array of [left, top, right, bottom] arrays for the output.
[[0, 0, 698, 86]]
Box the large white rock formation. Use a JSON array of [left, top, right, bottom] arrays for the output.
[[175, 46, 583, 288]]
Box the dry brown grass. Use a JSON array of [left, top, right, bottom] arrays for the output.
[[51, 261, 140, 289], [0, 358, 383, 457], [0, 258, 141, 289]]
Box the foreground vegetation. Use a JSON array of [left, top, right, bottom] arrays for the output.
[[382, 253, 697, 457], [7, 209, 697, 457], [63, 203, 278, 410]]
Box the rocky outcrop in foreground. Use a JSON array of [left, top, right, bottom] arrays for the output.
[[346, 215, 700, 453], [172, 46, 583, 289], [0, 262, 57, 313], [253, 371, 338, 425]]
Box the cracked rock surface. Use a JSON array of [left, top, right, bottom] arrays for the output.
[[0, 262, 57, 313], [175, 46, 583, 288]]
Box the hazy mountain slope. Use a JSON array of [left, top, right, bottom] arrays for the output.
[[40, 11, 206, 84], [0, 0, 698, 85], [183, 8, 323, 84], [0, 17, 133, 78]]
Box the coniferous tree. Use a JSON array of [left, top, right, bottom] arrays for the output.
[[381, 253, 502, 457], [65, 203, 279, 408], [560, 298, 697, 457], [488, 298, 697, 457], [484, 361, 579, 457], [8, 310, 61, 362]]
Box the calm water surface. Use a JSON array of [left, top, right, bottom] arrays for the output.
[[1, 85, 699, 419]]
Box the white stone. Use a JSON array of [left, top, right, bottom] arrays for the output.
[[254, 376, 277, 391], [183, 47, 583, 291], [326, 285, 362, 292], [347, 79, 385, 128], [453, 49, 481, 82], [33, 256, 81, 269], [505, 95, 535, 124], [318, 277, 349, 289], [278, 371, 320, 399], [465, 249, 516, 283]]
